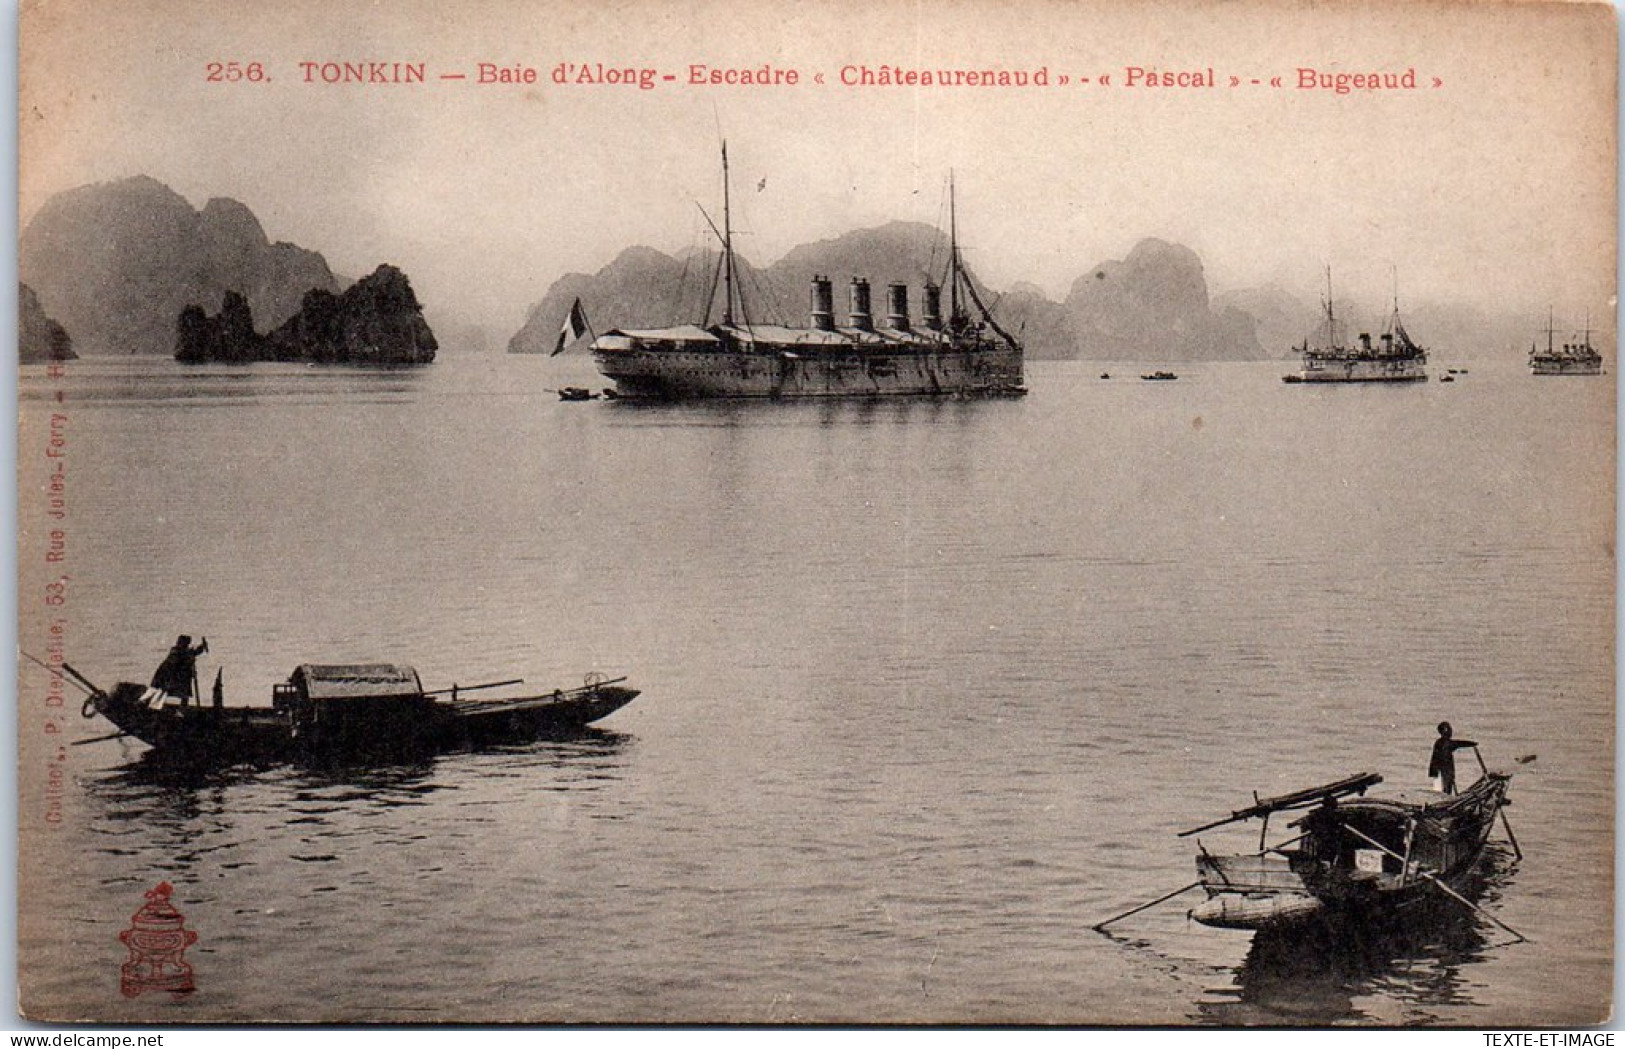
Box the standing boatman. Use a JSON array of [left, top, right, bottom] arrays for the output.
[[1428, 721, 1477, 794], [149, 635, 209, 706]]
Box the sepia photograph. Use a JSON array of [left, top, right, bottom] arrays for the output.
[[14, 0, 1617, 1027]]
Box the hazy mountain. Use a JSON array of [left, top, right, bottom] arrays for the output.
[[998, 282, 1077, 359], [1212, 284, 1309, 359], [18, 282, 75, 363], [425, 308, 500, 354], [20, 176, 340, 356], [514, 227, 1586, 366], [1065, 239, 1263, 361], [513, 226, 1272, 362]]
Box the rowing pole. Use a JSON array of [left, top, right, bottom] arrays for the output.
[[21, 651, 97, 695], [1471, 745, 1523, 860], [22, 653, 129, 743], [421, 678, 524, 698], [1092, 881, 1203, 932]]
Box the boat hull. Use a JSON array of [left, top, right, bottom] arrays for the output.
[[441, 686, 639, 746], [1284, 359, 1428, 383], [594, 346, 1025, 400], [84, 679, 638, 766], [1530, 358, 1603, 375]]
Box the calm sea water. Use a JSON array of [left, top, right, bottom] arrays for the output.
[[16, 355, 1614, 1025]]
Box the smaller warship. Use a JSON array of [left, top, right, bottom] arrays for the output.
[[1284, 271, 1427, 384], [1529, 310, 1603, 376]]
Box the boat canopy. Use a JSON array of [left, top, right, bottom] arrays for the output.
[[721, 323, 948, 352], [593, 325, 719, 351], [289, 664, 424, 701], [722, 323, 854, 349]]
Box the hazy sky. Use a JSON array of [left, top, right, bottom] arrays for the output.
[[19, 0, 1617, 336]]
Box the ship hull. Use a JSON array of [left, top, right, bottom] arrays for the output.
[[1530, 358, 1603, 375], [1284, 359, 1428, 383], [594, 346, 1025, 399]]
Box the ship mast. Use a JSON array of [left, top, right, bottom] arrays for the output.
[[721, 141, 736, 327], [949, 171, 963, 329], [1324, 266, 1335, 346]]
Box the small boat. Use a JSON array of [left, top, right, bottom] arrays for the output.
[[1181, 770, 1515, 934], [1141, 371, 1178, 381], [558, 386, 598, 401], [67, 660, 638, 765]]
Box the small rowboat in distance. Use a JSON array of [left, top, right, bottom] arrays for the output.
[[67, 660, 638, 767]]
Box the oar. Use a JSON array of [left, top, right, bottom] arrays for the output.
[[1341, 824, 1529, 944], [73, 730, 130, 746], [21, 651, 95, 695], [422, 678, 524, 699], [1471, 745, 1524, 860], [59, 660, 102, 696], [1093, 881, 1203, 932]]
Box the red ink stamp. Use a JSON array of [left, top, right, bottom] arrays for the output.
[[119, 882, 198, 999]]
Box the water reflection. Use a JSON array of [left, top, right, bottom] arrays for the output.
[[78, 729, 635, 889], [604, 392, 1003, 428], [20, 359, 429, 407], [91, 725, 632, 794], [1195, 848, 1518, 1024]]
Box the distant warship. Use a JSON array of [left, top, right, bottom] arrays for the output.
[[1529, 310, 1603, 376], [1284, 270, 1427, 384], [588, 146, 1025, 400]]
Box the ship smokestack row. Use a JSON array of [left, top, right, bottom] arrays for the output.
[[849, 278, 874, 332], [923, 282, 943, 331], [809, 275, 835, 331], [886, 283, 910, 331]]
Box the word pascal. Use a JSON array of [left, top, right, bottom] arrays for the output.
[[1124, 66, 1214, 88], [552, 62, 658, 90]]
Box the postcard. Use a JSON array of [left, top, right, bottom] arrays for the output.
[[16, 0, 1616, 1025]]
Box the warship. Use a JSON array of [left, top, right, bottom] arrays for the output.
[[588, 146, 1025, 399], [1283, 271, 1427, 384], [1529, 310, 1603, 375]]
